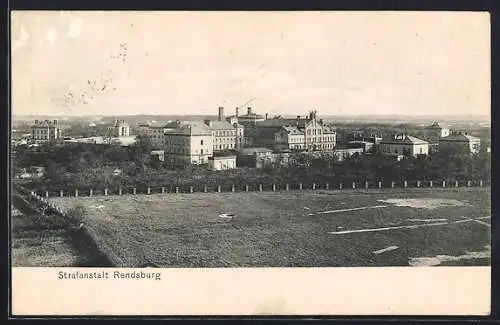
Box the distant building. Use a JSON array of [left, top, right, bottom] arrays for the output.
[[150, 150, 165, 162], [208, 154, 237, 171], [255, 110, 336, 151], [379, 134, 429, 157], [204, 107, 245, 151], [439, 132, 481, 154], [30, 119, 62, 144], [108, 119, 130, 137], [226, 107, 265, 146], [163, 120, 214, 167], [137, 123, 169, 147], [332, 147, 365, 161], [64, 136, 137, 147], [347, 140, 375, 153], [424, 122, 450, 152], [236, 147, 275, 168]]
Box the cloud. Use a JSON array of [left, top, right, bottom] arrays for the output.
[[68, 17, 84, 38]]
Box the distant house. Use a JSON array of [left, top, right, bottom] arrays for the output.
[[150, 150, 165, 162], [108, 119, 130, 137], [236, 147, 275, 168], [332, 147, 364, 162], [439, 132, 481, 154], [208, 155, 237, 171], [347, 140, 375, 153], [379, 134, 429, 158]]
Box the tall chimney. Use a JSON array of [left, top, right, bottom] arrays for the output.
[[218, 106, 224, 122], [265, 113, 268, 120], [235, 107, 239, 118], [247, 107, 252, 115], [53, 120, 57, 125]]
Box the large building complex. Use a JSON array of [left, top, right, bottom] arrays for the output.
[[163, 120, 214, 167], [225, 107, 265, 146], [379, 134, 429, 158], [30, 119, 62, 144], [255, 110, 336, 151], [423, 122, 450, 152]]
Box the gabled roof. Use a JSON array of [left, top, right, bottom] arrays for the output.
[[237, 147, 274, 155], [440, 134, 480, 142], [381, 135, 428, 145], [281, 125, 304, 135], [205, 120, 235, 130], [164, 120, 212, 136]]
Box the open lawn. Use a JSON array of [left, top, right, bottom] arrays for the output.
[[48, 187, 491, 267]]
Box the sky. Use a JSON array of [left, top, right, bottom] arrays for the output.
[[11, 11, 490, 117]]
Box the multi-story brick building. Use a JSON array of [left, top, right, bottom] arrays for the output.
[[137, 123, 169, 147], [30, 119, 62, 144], [163, 120, 214, 167], [255, 110, 336, 152]]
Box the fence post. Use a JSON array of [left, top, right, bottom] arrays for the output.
[[352, 182, 356, 189], [312, 183, 316, 190], [245, 184, 249, 192], [75, 189, 79, 197], [119, 187, 123, 195], [339, 182, 343, 190], [325, 182, 329, 190], [203, 185, 207, 193], [190, 186, 194, 193], [442, 181, 446, 188], [467, 180, 471, 187], [217, 185, 221, 193], [299, 183, 303, 190], [176, 186, 180, 193], [455, 180, 459, 187], [417, 181, 421, 188], [89, 189, 93, 197], [480, 180, 483, 187], [104, 188, 108, 196], [45, 191, 49, 198], [365, 181, 369, 189], [429, 181, 433, 188], [60, 190, 64, 197], [391, 181, 395, 188], [404, 180, 408, 188], [378, 181, 382, 189], [147, 187, 151, 195], [133, 187, 137, 195], [231, 185, 235, 192], [259, 184, 263, 192], [272, 184, 276, 192], [286, 184, 290, 191]]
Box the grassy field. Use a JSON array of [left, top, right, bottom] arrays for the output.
[[47, 187, 491, 267]]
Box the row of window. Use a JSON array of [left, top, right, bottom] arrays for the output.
[[215, 130, 236, 137]]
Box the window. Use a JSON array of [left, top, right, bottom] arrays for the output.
[[201, 149, 204, 154], [201, 140, 204, 145]]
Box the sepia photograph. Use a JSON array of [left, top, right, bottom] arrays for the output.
[[10, 10, 491, 315]]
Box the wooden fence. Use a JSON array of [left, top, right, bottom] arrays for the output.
[[26, 179, 489, 198]]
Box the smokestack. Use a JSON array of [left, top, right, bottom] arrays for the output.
[[53, 120, 57, 125], [218, 106, 224, 122], [247, 107, 252, 115], [265, 113, 268, 120], [235, 107, 239, 118]]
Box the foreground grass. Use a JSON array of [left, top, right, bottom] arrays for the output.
[[48, 187, 491, 267], [11, 196, 79, 267]]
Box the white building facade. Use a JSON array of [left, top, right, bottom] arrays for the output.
[[380, 134, 429, 157]]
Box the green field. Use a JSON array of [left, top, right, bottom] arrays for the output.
[[47, 187, 491, 267]]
